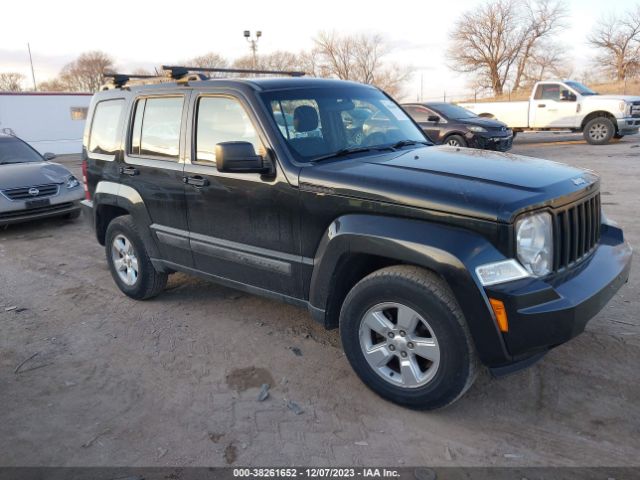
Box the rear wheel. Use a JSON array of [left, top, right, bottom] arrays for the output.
[[105, 215, 167, 300], [444, 134, 467, 147], [584, 117, 614, 145], [339, 265, 478, 410]]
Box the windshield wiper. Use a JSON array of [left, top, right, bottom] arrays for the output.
[[312, 146, 390, 164], [390, 139, 432, 149]]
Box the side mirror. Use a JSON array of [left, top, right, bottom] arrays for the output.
[[427, 115, 440, 122], [560, 91, 576, 102], [43, 152, 57, 161], [215, 142, 270, 174]]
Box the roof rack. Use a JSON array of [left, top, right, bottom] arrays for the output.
[[101, 64, 306, 90], [161, 65, 306, 78]]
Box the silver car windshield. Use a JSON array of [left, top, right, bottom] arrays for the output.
[[0, 137, 43, 164]]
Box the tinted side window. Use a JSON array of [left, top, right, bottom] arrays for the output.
[[196, 97, 261, 163], [405, 106, 432, 123], [131, 97, 183, 160], [89, 99, 125, 156]]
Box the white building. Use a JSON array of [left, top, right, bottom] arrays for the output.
[[0, 92, 92, 155]]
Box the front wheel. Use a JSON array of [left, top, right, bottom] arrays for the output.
[[444, 134, 467, 147], [584, 117, 615, 145], [339, 266, 478, 410], [105, 215, 167, 300]]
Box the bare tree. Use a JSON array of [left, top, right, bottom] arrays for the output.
[[188, 52, 229, 69], [522, 42, 571, 84], [448, 0, 524, 96], [512, 0, 567, 91], [57, 51, 115, 92], [312, 31, 412, 96], [0, 72, 25, 92], [588, 6, 640, 81], [233, 51, 302, 72]]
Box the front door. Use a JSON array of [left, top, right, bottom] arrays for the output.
[[404, 105, 442, 143], [530, 83, 579, 128], [183, 93, 302, 298], [120, 93, 193, 267]]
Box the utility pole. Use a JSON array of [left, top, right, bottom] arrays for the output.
[[244, 30, 262, 69], [27, 43, 37, 91]]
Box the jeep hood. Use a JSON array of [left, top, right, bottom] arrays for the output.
[[0, 161, 72, 190], [299, 146, 598, 223]]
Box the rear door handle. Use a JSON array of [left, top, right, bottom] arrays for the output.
[[119, 166, 139, 176], [183, 175, 209, 187], [538, 104, 546, 108]]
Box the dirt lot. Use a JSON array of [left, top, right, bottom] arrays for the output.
[[1, 132, 638, 467]]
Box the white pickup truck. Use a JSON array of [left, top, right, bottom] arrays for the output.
[[459, 80, 640, 145]]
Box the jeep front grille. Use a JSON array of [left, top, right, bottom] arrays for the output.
[[553, 193, 601, 271], [1, 183, 59, 200]]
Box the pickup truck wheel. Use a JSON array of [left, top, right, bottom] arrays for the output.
[[339, 265, 478, 410], [105, 215, 167, 300], [584, 117, 614, 145], [445, 135, 467, 147]]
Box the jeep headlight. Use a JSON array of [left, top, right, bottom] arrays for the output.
[[516, 212, 553, 276], [66, 175, 80, 189]]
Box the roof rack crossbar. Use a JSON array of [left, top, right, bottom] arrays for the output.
[[104, 73, 159, 87], [162, 65, 306, 78]]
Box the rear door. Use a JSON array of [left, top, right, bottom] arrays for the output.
[[120, 92, 193, 267], [531, 83, 579, 128], [182, 92, 302, 298]]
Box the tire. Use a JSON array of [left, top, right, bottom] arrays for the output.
[[614, 133, 625, 139], [444, 134, 467, 147], [583, 117, 615, 145], [65, 209, 81, 221], [339, 265, 479, 410], [105, 215, 167, 300]]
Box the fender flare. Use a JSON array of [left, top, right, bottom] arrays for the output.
[[94, 181, 160, 258], [309, 214, 512, 366]]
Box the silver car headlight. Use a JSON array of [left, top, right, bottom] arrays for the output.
[[516, 212, 553, 276], [66, 175, 80, 189]]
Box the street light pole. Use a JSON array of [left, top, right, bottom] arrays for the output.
[[243, 30, 262, 69]]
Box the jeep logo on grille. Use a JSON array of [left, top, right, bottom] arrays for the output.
[[28, 187, 40, 196]]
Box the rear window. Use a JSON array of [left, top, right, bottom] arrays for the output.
[[130, 96, 183, 160], [88, 99, 125, 156]]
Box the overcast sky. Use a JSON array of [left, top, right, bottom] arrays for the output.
[[1, 0, 636, 100]]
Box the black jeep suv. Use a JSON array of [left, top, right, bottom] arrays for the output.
[[81, 67, 632, 409]]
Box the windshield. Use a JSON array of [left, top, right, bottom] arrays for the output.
[[260, 86, 427, 163], [0, 137, 44, 164], [428, 103, 478, 120], [565, 81, 598, 96]]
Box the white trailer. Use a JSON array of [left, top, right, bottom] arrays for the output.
[[0, 92, 92, 155]]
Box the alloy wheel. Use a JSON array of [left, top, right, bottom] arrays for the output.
[[589, 123, 608, 141], [359, 302, 440, 388], [111, 234, 139, 286]]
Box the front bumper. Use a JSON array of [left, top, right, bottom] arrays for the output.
[[484, 222, 632, 365], [468, 132, 513, 151], [0, 187, 83, 226], [616, 117, 640, 135]]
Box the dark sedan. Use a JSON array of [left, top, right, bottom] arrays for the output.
[[402, 102, 513, 151]]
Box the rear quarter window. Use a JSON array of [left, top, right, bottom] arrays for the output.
[[88, 99, 125, 158]]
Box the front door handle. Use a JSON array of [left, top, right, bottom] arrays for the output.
[[183, 175, 209, 187], [538, 104, 546, 108], [119, 166, 139, 176]]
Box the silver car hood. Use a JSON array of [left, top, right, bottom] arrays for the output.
[[0, 162, 72, 190]]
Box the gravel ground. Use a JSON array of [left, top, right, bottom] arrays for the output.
[[0, 132, 638, 467]]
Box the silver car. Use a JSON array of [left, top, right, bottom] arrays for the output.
[[0, 133, 84, 226]]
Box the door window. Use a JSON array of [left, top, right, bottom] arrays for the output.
[[534, 84, 561, 101], [404, 106, 432, 123], [89, 99, 125, 157], [130, 96, 184, 160], [195, 97, 262, 163]]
